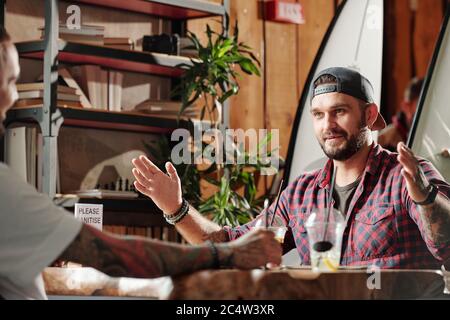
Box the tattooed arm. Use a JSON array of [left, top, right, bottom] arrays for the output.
[[417, 195, 450, 245], [398, 142, 450, 247], [58, 225, 281, 279]]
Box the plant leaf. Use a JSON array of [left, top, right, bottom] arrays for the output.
[[239, 58, 261, 76]]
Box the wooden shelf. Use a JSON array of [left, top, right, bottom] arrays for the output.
[[74, 0, 226, 19], [6, 106, 203, 134], [16, 40, 194, 77]]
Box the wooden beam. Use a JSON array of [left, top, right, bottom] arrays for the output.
[[382, 0, 413, 121], [229, 0, 267, 195], [413, 0, 445, 77], [296, 0, 335, 95], [228, 0, 264, 133]]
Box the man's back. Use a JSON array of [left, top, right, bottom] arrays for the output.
[[0, 163, 82, 299]]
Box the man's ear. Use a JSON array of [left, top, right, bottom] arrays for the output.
[[365, 103, 379, 129]]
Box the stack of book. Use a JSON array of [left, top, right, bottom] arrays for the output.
[[69, 65, 123, 111], [39, 24, 105, 46], [133, 99, 199, 118], [59, 68, 93, 108], [14, 82, 83, 109], [104, 37, 134, 50], [14, 67, 123, 111]]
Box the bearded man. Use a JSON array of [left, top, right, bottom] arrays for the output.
[[132, 67, 450, 269]]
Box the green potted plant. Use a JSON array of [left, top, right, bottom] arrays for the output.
[[172, 14, 261, 123], [147, 16, 280, 227]]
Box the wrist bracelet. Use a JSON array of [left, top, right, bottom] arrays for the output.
[[413, 184, 439, 206], [206, 240, 220, 268], [163, 198, 189, 225]]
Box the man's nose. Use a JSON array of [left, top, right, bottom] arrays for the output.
[[323, 113, 337, 130]]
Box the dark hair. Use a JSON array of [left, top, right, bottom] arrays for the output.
[[313, 74, 337, 87], [404, 77, 424, 102]]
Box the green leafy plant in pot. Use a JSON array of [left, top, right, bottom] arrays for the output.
[[147, 16, 280, 227], [172, 14, 261, 123]]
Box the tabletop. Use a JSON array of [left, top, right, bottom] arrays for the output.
[[43, 267, 450, 299]]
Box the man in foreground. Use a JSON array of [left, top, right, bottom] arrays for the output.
[[0, 28, 282, 300]]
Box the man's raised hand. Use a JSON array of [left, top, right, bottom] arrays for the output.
[[132, 156, 183, 214]]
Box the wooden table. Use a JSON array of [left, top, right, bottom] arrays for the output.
[[43, 267, 450, 300]]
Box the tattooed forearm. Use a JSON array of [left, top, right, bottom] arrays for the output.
[[419, 194, 450, 245], [59, 225, 222, 278]]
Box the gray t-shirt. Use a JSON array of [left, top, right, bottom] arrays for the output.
[[0, 163, 82, 299], [333, 178, 361, 217]]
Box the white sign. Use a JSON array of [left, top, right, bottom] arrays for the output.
[[75, 203, 103, 231], [278, 2, 305, 24]]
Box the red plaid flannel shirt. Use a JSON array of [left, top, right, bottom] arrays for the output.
[[225, 144, 450, 269]]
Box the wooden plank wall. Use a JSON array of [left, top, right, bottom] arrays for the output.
[[382, 0, 446, 121], [413, 0, 446, 77]]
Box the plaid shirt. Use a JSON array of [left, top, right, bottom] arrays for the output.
[[225, 144, 450, 269]]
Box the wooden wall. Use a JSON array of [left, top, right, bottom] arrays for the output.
[[382, 0, 446, 121]]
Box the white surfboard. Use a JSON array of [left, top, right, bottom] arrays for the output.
[[283, 0, 384, 184], [409, 7, 450, 182]]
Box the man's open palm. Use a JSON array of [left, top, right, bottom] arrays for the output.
[[132, 156, 183, 214]]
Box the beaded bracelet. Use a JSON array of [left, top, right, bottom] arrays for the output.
[[163, 198, 189, 225]]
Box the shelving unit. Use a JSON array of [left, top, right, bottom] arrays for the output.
[[16, 40, 194, 77], [5, 106, 202, 134], [1, 0, 229, 202], [74, 0, 226, 19]]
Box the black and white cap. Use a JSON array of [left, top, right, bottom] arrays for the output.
[[311, 67, 386, 131]]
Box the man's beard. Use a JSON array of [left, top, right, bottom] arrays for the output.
[[319, 121, 369, 161]]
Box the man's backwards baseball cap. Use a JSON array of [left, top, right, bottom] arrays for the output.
[[311, 67, 386, 131]]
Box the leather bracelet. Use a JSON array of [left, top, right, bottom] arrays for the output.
[[206, 240, 220, 268], [413, 184, 439, 206], [163, 199, 189, 225]]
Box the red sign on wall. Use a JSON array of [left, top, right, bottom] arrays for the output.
[[265, 1, 305, 25]]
